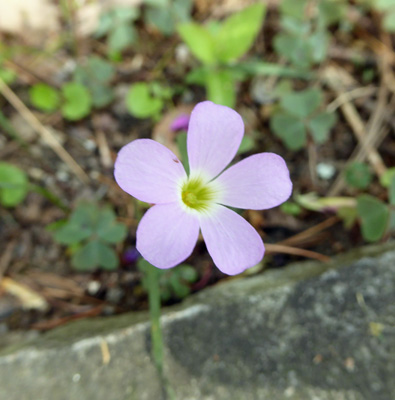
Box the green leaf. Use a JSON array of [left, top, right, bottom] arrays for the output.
[[144, 0, 169, 6], [126, 82, 163, 118], [237, 135, 255, 154], [215, 3, 266, 63], [0, 162, 28, 207], [98, 223, 127, 244], [337, 206, 358, 230], [72, 240, 118, 271], [74, 57, 115, 108], [383, 9, 395, 31], [389, 175, 395, 206], [308, 30, 329, 63], [145, 6, 175, 35], [318, 0, 346, 26], [176, 132, 189, 175], [53, 223, 92, 245], [90, 85, 114, 108], [357, 195, 389, 242], [274, 33, 313, 68], [308, 111, 337, 144], [186, 67, 209, 85], [178, 264, 198, 282], [281, 88, 322, 119], [95, 12, 113, 37], [270, 112, 307, 150], [108, 23, 137, 53], [235, 60, 313, 79], [345, 162, 373, 190], [87, 57, 115, 83], [178, 23, 216, 65], [379, 167, 395, 188], [112, 7, 140, 22], [29, 83, 60, 112], [96, 208, 127, 243], [0, 67, 16, 85], [205, 69, 236, 108], [280, 201, 302, 216], [279, 0, 308, 19], [281, 16, 310, 35], [69, 203, 97, 229], [375, 0, 395, 11], [61, 82, 92, 120]]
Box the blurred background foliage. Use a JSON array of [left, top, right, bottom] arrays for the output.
[[0, 0, 394, 328]]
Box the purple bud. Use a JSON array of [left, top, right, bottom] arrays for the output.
[[170, 114, 190, 132], [122, 247, 140, 264]]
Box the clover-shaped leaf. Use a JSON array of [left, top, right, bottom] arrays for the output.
[[61, 82, 92, 120], [357, 195, 389, 242], [345, 162, 373, 190], [96, 208, 127, 244], [51, 203, 127, 271], [270, 112, 306, 150], [0, 162, 28, 207], [126, 82, 163, 119], [29, 83, 60, 112], [281, 88, 322, 119], [108, 24, 137, 53], [138, 259, 198, 301], [72, 240, 118, 271], [308, 111, 337, 144], [54, 223, 92, 245], [271, 88, 336, 150]]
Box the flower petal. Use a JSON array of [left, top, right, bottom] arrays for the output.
[[137, 203, 200, 269], [114, 139, 186, 204], [215, 153, 292, 210], [199, 205, 264, 275], [187, 101, 244, 180]]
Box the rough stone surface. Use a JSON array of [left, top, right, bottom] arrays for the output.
[[1, 243, 394, 400]]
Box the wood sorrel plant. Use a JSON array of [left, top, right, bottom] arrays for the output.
[[114, 101, 292, 392]]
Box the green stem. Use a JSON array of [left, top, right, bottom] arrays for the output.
[[146, 263, 164, 374], [145, 263, 175, 400]]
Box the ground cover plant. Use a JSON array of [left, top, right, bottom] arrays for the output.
[[0, 0, 394, 384]]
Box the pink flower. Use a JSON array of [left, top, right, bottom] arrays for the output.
[[115, 101, 292, 275]]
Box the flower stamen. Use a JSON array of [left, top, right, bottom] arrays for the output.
[[181, 177, 216, 212]]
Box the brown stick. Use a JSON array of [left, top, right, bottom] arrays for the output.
[[265, 244, 331, 263], [0, 77, 90, 184]]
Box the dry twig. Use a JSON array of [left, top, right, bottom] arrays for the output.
[[265, 243, 331, 263], [0, 77, 90, 184], [322, 65, 389, 195]]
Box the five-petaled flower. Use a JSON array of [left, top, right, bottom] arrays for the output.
[[115, 101, 292, 275]]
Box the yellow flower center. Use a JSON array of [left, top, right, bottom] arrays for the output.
[[181, 177, 216, 212]]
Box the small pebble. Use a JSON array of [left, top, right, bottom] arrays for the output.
[[317, 163, 336, 180]]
